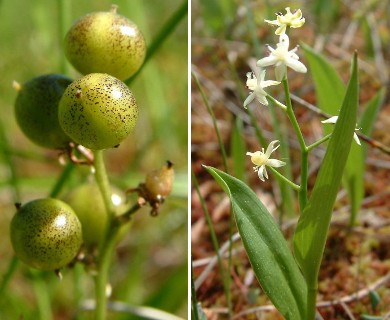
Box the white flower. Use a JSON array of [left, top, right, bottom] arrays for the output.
[[246, 140, 286, 181], [243, 69, 280, 108], [321, 116, 361, 145], [257, 33, 307, 81], [265, 7, 305, 35]]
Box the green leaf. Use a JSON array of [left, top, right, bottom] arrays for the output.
[[360, 88, 385, 147], [293, 53, 359, 287], [302, 43, 345, 120], [361, 316, 383, 320], [302, 44, 380, 226], [369, 290, 381, 312], [344, 141, 364, 226], [345, 88, 385, 225], [204, 166, 307, 320]]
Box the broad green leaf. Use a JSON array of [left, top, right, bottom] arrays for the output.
[[205, 166, 307, 320], [302, 43, 345, 119], [293, 53, 359, 288]]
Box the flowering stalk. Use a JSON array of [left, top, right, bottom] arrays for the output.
[[281, 78, 309, 211]]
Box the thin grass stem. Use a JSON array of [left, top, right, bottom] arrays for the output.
[[192, 72, 229, 173], [125, 0, 187, 86], [192, 170, 232, 318]]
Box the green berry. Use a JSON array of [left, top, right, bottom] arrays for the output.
[[58, 73, 138, 150], [10, 198, 82, 271], [63, 183, 127, 249], [14, 74, 73, 149], [64, 6, 146, 80]]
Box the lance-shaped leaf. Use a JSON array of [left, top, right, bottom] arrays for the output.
[[205, 166, 307, 320], [344, 89, 385, 225], [293, 52, 359, 287], [302, 44, 371, 226]]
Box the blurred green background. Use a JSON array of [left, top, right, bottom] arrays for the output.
[[0, 0, 188, 319]]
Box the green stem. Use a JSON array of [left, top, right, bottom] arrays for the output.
[[94, 150, 115, 217], [307, 288, 317, 320], [268, 167, 300, 191], [49, 162, 74, 198], [299, 150, 308, 211], [94, 226, 119, 320], [282, 79, 305, 150], [57, 0, 71, 75], [192, 170, 232, 318], [306, 133, 332, 152], [93, 149, 117, 320], [191, 258, 200, 320], [266, 95, 287, 111], [125, 0, 187, 86], [192, 72, 229, 173], [281, 78, 308, 211], [32, 272, 52, 320]]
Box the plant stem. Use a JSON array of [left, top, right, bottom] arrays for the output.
[[281, 78, 308, 211], [57, 0, 71, 75], [94, 225, 120, 320], [299, 150, 308, 211], [282, 79, 305, 151], [192, 170, 232, 318], [266, 95, 287, 111], [125, 0, 187, 86], [307, 133, 332, 152], [94, 150, 115, 217], [93, 149, 117, 320], [307, 288, 317, 320], [268, 167, 300, 191], [192, 72, 229, 173]]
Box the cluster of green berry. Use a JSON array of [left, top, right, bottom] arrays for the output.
[[10, 6, 169, 272]]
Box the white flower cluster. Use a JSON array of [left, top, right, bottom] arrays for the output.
[[246, 8, 307, 181], [244, 7, 306, 109]]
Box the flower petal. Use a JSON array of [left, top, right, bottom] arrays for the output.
[[264, 19, 280, 27], [286, 58, 307, 73], [261, 80, 281, 88], [266, 159, 286, 168], [243, 93, 255, 108], [257, 165, 267, 181], [353, 133, 361, 146], [275, 64, 287, 81], [265, 140, 280, 157], [257, 56, 279, 68], [321, 116, 339, 124], [255, 92, 269, 106], [259, 69, 266, 82], [275, 24, 287, 35]]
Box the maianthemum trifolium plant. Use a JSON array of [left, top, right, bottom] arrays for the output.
[[204, 7, 370, 320], [10, 4, 178, 320]]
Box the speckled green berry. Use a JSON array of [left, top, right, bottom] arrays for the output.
[[14, 74, 73, 149], [64, 6, 146, 80], [63, 183, 128, 249], [10, 198, 82, 271], [58, 73, 138, 150]]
